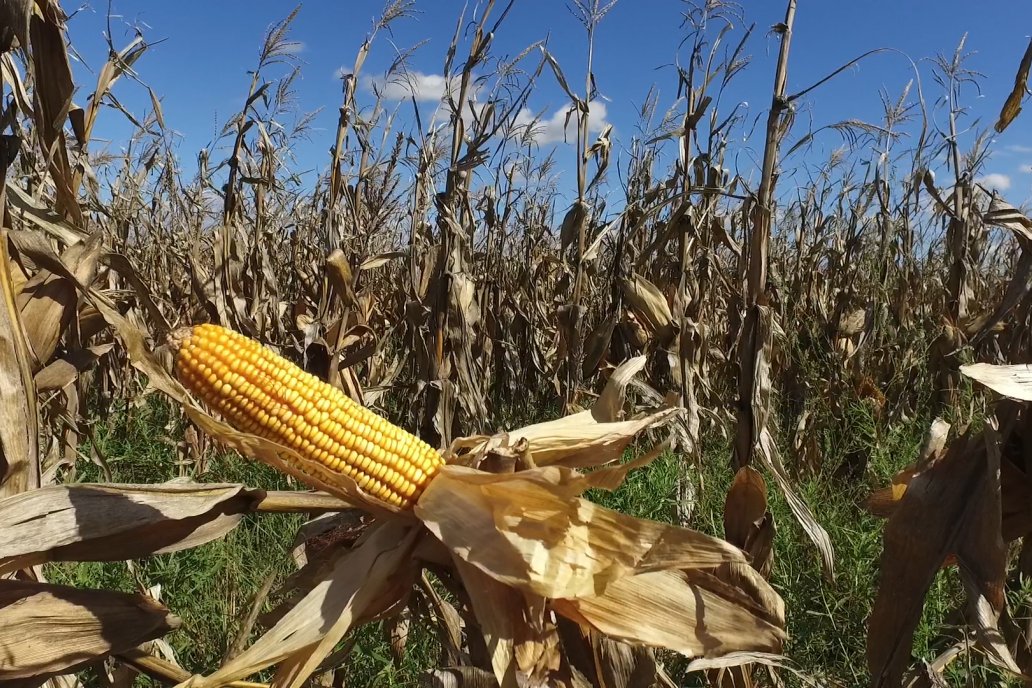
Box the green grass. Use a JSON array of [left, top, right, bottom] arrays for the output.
[[46, 396, 1004, 686]]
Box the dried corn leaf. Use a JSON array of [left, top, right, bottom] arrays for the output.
[[867, 428, 1012, 687], [995, 37, 1032, 133], [551, 569, 786, 659], [34, 342, 113, 391], [724, 466, 767, 548], [961, 362, 1032, 401], [0, 482, 262, 574], [0, 579, 179, 682], [15, 233, 103, 369], [416, 465, 748, 600], [4, 183, 86, 245], [555, 617, 671, 688], [190, 521, 419, 687], [0, 0, 30, 53], [983, 194, 1032, 242], [425, 667, 499, 688], [0, 229, 39, 497]]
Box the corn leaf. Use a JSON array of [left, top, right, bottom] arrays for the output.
[[0, 579, 179, 682], [0, 482, 262, 574]]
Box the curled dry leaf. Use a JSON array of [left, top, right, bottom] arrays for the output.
[[0, 481, 262, 575], [16, 233, 103, 370], [416, 465, 749, 600], [867, 427, 1017, 687], [961, 362, 1032, 401], [0, 229, 40, 497], [501, 408, 678, 470], [187, 520, 420, 688], [551, 569, 786, 659], [33, 342, 113, 391], [0, 579, 179, 682]]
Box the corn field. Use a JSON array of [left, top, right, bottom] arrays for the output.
[[3, 0, 1032, 686]]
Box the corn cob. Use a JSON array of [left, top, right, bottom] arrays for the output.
[[171, 323, 444, 508]]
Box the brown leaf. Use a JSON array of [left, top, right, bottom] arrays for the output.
[[0, 229, 39, 497], [983, 194, 1032, 243], [0, 0, 30, 53], [26, 6, 80, 225], [416, 465, 749, 600], [995, 37, 1032, 133], [0, 579, 179, 681], [425, 667, 500, 688], [551, 569, 786, 659], [455, 556, 553, 688], [3, 183, 86, 245], [34, 342, 113, 391], [16, 233, 103, 369], [192, 520, 420, 688], [556, 618, 669, 688], [724, 466, 767, 549], [867, 428, 1013, 687], [0, 482, 261, 574]]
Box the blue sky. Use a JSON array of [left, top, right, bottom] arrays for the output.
[[61, 1, 1032, 205]]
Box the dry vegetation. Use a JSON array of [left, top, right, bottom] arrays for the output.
[[3, 0, 1032, 686]]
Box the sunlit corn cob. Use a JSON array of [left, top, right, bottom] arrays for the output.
[[171, 323, 444, 508]]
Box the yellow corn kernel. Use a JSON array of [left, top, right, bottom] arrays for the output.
[[171, 323, 444, 509]]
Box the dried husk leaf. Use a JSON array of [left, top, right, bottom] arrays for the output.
[[621, 274, 672, 332], [551, 569, 786, 659], [0, 481, 261, 575], [415, 465, 748, 600], [502, 407, 678, 469], [555, 617, 672, 688], [454, 556, 558, 688], [0, 579, 179, 682], [186, 520, 420, 688]]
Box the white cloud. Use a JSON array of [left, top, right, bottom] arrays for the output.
[[1019, 164, 1032, 174], [976, 172, 1012, 191], [360, 71, 460, 102], [1007, 144, 1032, 154], [513, 100, 610, 145]]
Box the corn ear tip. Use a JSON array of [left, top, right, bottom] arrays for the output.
[[167, 325, 198, 354]]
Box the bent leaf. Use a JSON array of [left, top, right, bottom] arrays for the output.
[[0, 579, 179, 682], [0, 482, 262, 574], [416, 465, 748, 600], [551, 569, 786, 659], [961, 362, 1032, 401], [191, 520, 420, 687]]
